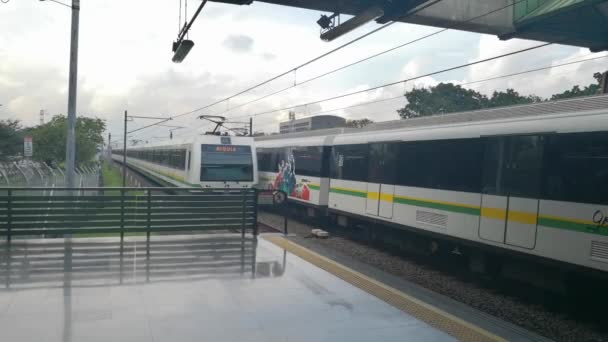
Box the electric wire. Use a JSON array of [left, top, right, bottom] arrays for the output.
[[234, 42, 552, 119], [127, 0, 445, 134], [166, 52, 606, 142], [211, 0, 532, 118], [130, 0, 538, 137]]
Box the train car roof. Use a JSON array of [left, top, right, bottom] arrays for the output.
[[255, 134, 334, 148], [126, 134, 254, 150], [255, 94, 608, 144], [333, 106, 608, 145], [255, 127, 352, 141]]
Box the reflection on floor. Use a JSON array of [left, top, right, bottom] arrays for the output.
[[0, 234, 452, 342]]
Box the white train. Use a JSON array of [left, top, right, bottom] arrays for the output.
[[112, 135, 258, 189], [256, 95, 608, 275]]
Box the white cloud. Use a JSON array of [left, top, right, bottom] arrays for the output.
[[1, 0, 604, 141]]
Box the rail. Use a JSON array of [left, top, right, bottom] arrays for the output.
[[0, 187, 259, 241]]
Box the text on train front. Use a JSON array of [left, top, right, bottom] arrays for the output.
[[200, 144, 254, 182]]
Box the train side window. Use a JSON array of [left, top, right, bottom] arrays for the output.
[[292, 146, 324, 177], [504, 135, 543, 197], [257, 152, 267, 171], [482, 136, 543, 198], [398, 139, 482, 193], [481, 138, 504, 195], [321, 146, 331, 178], [257, 149, 277, 172], [542, 132, 608, 205], [331, 144, 369, 182], [368, 143, 397, 184], [179, 149, 186, 169]]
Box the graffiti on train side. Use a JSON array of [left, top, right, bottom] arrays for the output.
[[268, 153, 311, 201]]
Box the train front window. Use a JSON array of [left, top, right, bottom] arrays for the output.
[[200, 145, 253, 182]]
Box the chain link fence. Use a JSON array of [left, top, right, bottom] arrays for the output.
[[0, 160, 100, 189]]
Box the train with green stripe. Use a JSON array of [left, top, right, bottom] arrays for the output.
[[256, 95, 608, 279], [112, 135, 258, 189]]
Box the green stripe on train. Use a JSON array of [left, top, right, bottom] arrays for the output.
[[330, 187, 367, 198], [393, 197, 481, 216], [329, 185, 608, 237], [308, 184, 321, 190], [538, 217, 608, 237]]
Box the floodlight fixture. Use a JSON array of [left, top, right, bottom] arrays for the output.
[[172, 40, 195, 63]]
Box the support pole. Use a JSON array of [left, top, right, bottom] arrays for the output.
[[249, 117, 253, 137], [122, 110, 127, 187], [601, 71, 608, 94], [65, 0, 80, 189]]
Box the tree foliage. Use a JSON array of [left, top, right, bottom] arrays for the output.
[[29, 115, 106, 165], [397, 83, 487, 119], [397, 72, 602, 119], [488, 89, 542, 107], [550, 73, 602, 100], [0, 119, 23, 161], [346, 118, 374, 128]]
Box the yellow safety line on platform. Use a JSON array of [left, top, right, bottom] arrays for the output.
[[264, 235, 506, 342]]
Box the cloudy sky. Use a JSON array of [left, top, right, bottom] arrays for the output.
[[0, 0, 605, 144]]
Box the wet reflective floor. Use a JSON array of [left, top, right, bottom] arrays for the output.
[[0, 234, 454, 342]]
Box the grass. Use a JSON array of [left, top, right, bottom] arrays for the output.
[[101, 162, 123, 187]]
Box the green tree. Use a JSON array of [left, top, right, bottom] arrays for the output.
[[0, 119, 23, 161], [346, 118, 374, 128], [550, 73, 602, 100], [397, 83, 488, 119], [30, 115, 106, 165], [396, 72, 603, 119], [488, 89, 542, 107]]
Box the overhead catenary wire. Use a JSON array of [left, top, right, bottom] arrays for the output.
[[211, 0, 533, 118], [156, 0, 540, 139], [168, 52, 606, 141], [170, 0, 443, 118], [130, 0, 527, 133], [270, 53, 608, 120], [127, 0, 445, 135], [131, 0, 537, 138], [235, 42, 553, 119]]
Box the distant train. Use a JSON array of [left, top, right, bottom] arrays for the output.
[[256, 95, 608, 275], [112, 135, 258, 188]]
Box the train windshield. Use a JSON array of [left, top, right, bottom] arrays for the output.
[[200, 145, 254, 182]]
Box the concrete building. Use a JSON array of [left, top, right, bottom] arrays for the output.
[[279, 115, 346, 134]]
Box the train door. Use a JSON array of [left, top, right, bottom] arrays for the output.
[[479, 136, 543, 249], [366, 143, 397, 219], [365, 183, 380, 215]]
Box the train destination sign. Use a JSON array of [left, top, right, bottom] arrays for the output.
[[202, 145, 250, 153]]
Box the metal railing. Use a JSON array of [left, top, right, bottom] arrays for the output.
[[256, 189, 289, 235], [0, 187, 259, 241]]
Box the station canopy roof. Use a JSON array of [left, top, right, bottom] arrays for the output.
[[210, 0, 608, 51]]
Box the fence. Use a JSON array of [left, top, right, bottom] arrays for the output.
[[0, 160, 99, 188], [0, 187, 258, 241]]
